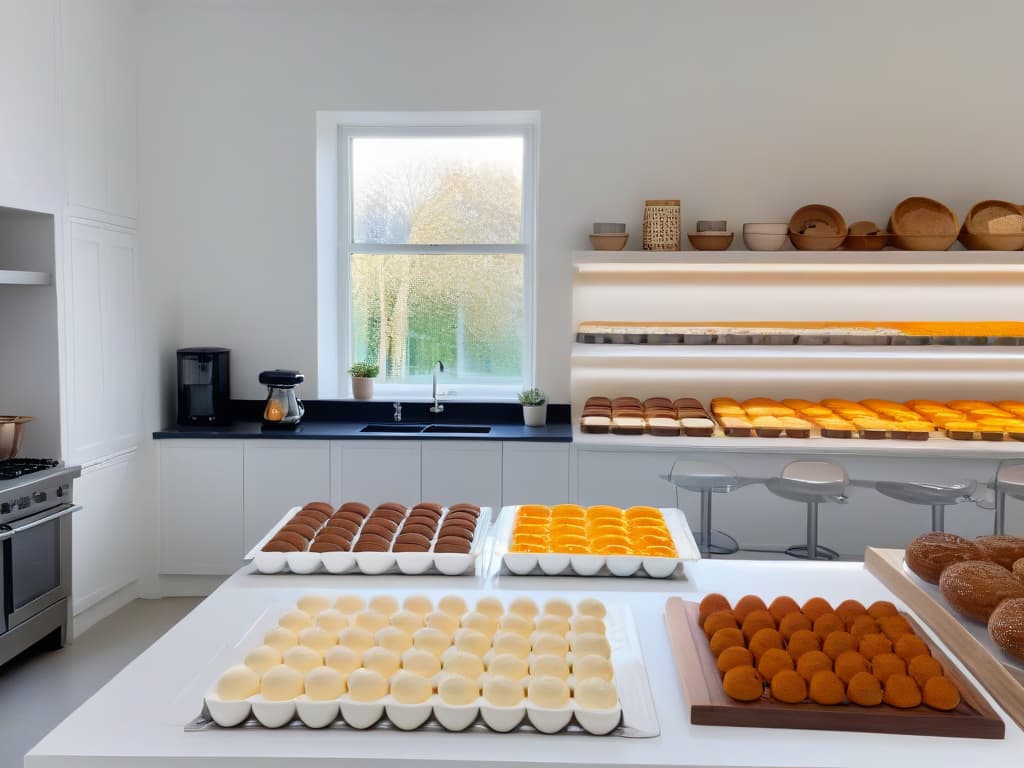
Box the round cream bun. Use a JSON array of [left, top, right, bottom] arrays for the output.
[[529, 654, 570, 681], [535, 614, 570, 637], [542, 598, 573, 620], [296, 594, 331, 616], [412, 627, 451, 657], [390, 670, 433, 705], [438, 594, 469, 617], [527, 675, 570, 708], [402, 594, 434, 616], [453, 628, 491, 657], [438, 673, 479, 705], [571, 632, 611, 659], [305, 666, 346, 701], [361, 647, 401, 677], [244, 645, 282, 677], [483, 676, 525, 707], [334, 595, 366, 614], [508, 596, 539, 619], [475, 596, 504, 619], [216, 664, 260, 700], [443, 650, 484, 680], [264, 627, 299, 653], [347, 668, 388, 702], [498, 614, 534, 638], [298, 627, 337, 654], [368, 594, 400, 616], [401, 648, 441, 678], [575, 597, 607, 619], [572, 654, 614, 682], [488, 653, 528, 680], [375, 626, 412, 655], [424, 611, 460, 637], [278, 609, 313, 633], [492, 631, 531, 659], [261, 664, 304, 701], [531, 633, 569, 658], [353, 611, 389, 634], [461, 611, 499, 637], [314, 609, 349, 634], [570, 615, 606, 636], [390, 610, 424, 634], [574, 678, 618, 710], [337, 626, 375, 653], [283, 645, 323, 675], [324, 645, 361, 677]]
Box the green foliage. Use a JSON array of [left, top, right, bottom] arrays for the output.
[[348, 361, 379, 378], [518, 387, 546, 406]]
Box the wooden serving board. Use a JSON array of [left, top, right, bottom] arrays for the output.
[[664, 597, 1004, 739]]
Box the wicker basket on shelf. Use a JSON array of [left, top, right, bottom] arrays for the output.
[[643, 199, 681, 251]]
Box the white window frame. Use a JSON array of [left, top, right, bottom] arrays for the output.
[[319, 111, 537, 401]]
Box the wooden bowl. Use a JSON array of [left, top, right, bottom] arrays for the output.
[[789, 204, 848, 237], [964, 200, 1024, 235], [889, 197, 958, 250], [843, 220, 890, 251], [589, 233, 629, 251], [958, 224, 1024, 251], [686, 232, 734, 251], [789, 231, 846, 251]]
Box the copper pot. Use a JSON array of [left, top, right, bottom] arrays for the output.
[[0, 416, 33, 460]]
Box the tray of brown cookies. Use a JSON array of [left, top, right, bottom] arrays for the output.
[[664, 593, 1003, 738], [249, 501, 490, 576]]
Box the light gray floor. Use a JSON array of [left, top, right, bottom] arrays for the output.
[[0, 597, 201, 768]]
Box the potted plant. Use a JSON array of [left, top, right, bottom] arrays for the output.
[[348, 361, 379, 400], [518, 387, 547, 427]]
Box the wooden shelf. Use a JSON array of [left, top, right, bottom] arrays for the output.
[[0, 269, 51, 285]]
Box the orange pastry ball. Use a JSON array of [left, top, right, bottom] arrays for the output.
[[812, 613, 844, 640], [809, 670, 846, 705], [768, 596, 801, 623], [894, 633, 930, 661], [733, 595, 768, 623], [786, 629, 820, 661], [795, 650, 833, 683], [922, 675, 960, 711], [858, 633, 893, 661], [847, 671, 884, 707], [833, 650, 870, 685], [822, 630, 857, 660], [748, 628, 784, 660], [867, 600, 899, 619], [907, 655, 943, 687], [716, 645, 754, 675], [778, 612, 813, 640], [835, 599, 868, 625], [849, 615, 881, 642], [741, 610, 776, 641], [879, 615, 912, 642], [871, 653, 907, 683], [883, 673, 922, 708], [699, 593, 732, 625], [710, 627, 746, 657], [703, 609, 739, 638], [770, 669, 808, 704], [722, 665, 764, 702], [757, 648, 795, 682], [801, 597, 834, 622]]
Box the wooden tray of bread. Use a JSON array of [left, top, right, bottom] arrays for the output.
[[665, 596, 1003, 738]]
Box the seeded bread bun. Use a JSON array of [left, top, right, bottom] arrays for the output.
[[976, 535, 1024, 570], [939, 561, 1024, 623], [1013, 557, 1024, 585], [905, 532, 986, 584], [988, 597, 1024, 661]]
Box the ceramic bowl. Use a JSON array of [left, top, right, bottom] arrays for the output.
[[958, 225, 1024, 251], [742, 231, 788, 251], [889, 197, 958, 250], [589, 233, 629, 251], [789, 204, 847, 239], [743, 222, 789, 234], [844, 220, 890, 251], [964, 200, 1024, 235], [696, 219, 727, 232], [686, 232, 734, 251], [789, 231, 846, 251], [592, 222, 626, 234]]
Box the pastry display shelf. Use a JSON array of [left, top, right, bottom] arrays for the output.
[[0, 269, 51, 285]]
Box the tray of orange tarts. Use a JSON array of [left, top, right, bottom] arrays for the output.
[[664, 594, 1003, 738], [493, 505, 700, 578]]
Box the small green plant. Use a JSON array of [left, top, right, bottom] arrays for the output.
[[348, 361, 379, 378], [518, 387, 547, 406]]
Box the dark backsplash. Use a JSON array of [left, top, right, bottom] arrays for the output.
[[229, 399, 570, 425]]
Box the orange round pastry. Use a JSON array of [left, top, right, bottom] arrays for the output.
[[709, 627, 746, 657], [833, 650, 870, 685], [748, 628, 784, 660], [801, 597, 833, 622], [894, 633, 930, 661], [768, 596, 801, 623], [858, 633, 893, 661], [809, 670, 846, 705], [812, 613, 845, 640], [883, 673, 921, 708], [870, 652, 907, 683], [795, 650, 832, 683], [756, 648, 795, 682], [778, 612, 813, 641], [722, 665, 764, 702], [907, 655, 943, 687], [878, 615, 912, 642], [867, 600, 899, 619], [786, 629, 820, 660], [834, 599, 868, 625], [847, 671, 884, 707], [741, 610, 776, 641], [733, 595, 768, 623], [922, 675, 960, 711], [716, 645, 754, 675], [770, 669, 808, 704], [703, 610, 739, 638], [848, 615, 881, 642], [821, 630, 857, 660]]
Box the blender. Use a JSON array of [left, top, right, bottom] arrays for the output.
[[259, 370, 305, 428]]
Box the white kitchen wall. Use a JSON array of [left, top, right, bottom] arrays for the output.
[[137, 0, 1024, 403]]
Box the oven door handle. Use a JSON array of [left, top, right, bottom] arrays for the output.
[[0, 525, 12, 541], [8, 504, 82, 534]]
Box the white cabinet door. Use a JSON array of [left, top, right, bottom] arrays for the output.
[[501, 443, 570, 507], [243, 441, 331, 552], [575, 449, 678, 509], [421, 442, 502, 513], [330, 441, 421, 509], [159, 440, 243, 575]]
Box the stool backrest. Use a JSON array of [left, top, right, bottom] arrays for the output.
[[779, 460, 848, 495]]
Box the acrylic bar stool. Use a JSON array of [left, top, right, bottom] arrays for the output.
[[662, 457, 747, 555], [765, 460, 848, 561], [873, 478, 976, 532], [993, 460, 1024, 535]]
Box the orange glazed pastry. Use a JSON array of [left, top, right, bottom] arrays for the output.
[[778, 612, 813, 640], [871, 653, 907, 683], [768, 596, 801, 623], [833, 650, 870, 685], [703, 610, 739, 638], [858, 633, 893, 661], [883, 673, 922, 708], [822, 630, 857, 660], [733, 595, 768, 623], [908, 655, 944, 687], [757, 648, 795, 682], [699, 593, 732, 624], [809, 670, 846, 705], [748, 628, 784, 660], [710, 627, 745, 656], [878, 615, 912, 642], [795, 650, 833, 683], [741, 610, 776, 641], [770, 669, 808, 704], [812, 613, 844, 640], [922, 675, 960, 711], [786, 629, 821, 660], [722, 666, 764, 702], [835, 599, 868, 625], [894, 633, 930, 661], [847, 671, 884, 707], [801, 597, 833, 622], [716, 645, 754, 675], [849, 615, 881, 641], [867, 600, 899, 619]]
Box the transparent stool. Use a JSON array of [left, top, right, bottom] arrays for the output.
[[765, 460, 848, 561], [874, 478, 976, 532], [662, 457, 750, 555], [994, 460, 1024, 535]]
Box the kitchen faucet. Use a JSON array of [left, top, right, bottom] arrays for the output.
[[393, 402, 402, 422], [430, 361, 445, 413]]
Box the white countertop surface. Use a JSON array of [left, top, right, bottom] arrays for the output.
[[26, 560, 1024, 767]]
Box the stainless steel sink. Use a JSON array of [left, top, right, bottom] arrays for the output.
[[421, 424, 491, 434], [359, 424, 427, 433]]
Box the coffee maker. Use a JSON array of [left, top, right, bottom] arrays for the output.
[[177, 347, 231, 426], [259, 369, 305, 428]]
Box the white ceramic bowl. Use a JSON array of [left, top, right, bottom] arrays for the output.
[[204, 694, 252, 727], [385, 698, 433, 730], [574, 704, 622, 735], [743, 231, 789, 251], [525, 704, 573, 733], [251, 697, 296, 728], [339, 698, 385, 729], [433, 701, 480, 731], [296, 697, 341, 728], [480, 702, 526, 732], [743, 222, 789, 234]]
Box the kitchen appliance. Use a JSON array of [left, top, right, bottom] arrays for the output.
[[0, 458, 81, 667], [259, 369, 305, 428], [177, 347, 231, 426]]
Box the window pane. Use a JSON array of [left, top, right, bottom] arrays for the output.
[[350, 253, 523, 386], [352, 136, 524, 245]]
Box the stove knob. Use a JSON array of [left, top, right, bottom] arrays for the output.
[[0, 502, 9, 515], [56, 485, 64, 497], [32, 491, 47, 504]]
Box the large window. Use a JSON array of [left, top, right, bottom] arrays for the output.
[[339, 118, 535, 399]]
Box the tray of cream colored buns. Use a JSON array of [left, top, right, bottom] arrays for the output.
[[189, 591, 660, 737]]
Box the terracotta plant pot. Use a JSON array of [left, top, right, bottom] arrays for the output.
[[523, 404, 547, 427], [351, 377, 374, 401]]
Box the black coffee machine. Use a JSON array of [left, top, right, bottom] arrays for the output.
[[177, 347, 231, 426]]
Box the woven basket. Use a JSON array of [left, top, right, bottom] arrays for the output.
[[643, 199, 681, 251]]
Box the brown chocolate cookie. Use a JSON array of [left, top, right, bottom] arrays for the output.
[[363, 516, 399, 533], [310, 540, 347, 553], [375, 502, 408, 514], [314, 533, 352, 549], [393, 533, 432, 551], [448, 503, 481, 515], [370, 507, 407, 525], [400, 522, 437, 539], [433, 536, 472, 554], [290, 512, 327, 528], [443, 511, 480, 525], [332, 509, 366, 527], [337, 501, 371, 517], [412, 502, 444, 514], [324, 518, 360, 536], [269, 531, 308, 550], [262, 539, 301, 553], [353, 533, 392, 552], [279, 522, 317, 540], [361, 521, 398, 540], [437, 525, 474, 542], [302, 502, 334, 517], [408, 509, 442, 524]]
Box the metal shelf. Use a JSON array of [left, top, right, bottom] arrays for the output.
[[0, 269, 51, 286]]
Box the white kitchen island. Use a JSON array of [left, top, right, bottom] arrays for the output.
[[26, 559, 1024, 768]]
